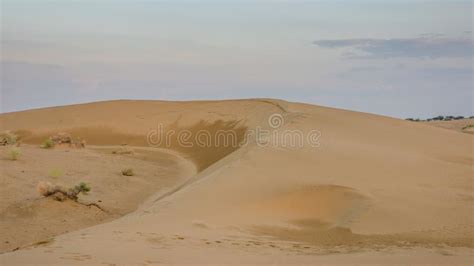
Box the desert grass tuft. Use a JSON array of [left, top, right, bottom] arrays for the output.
[[41, 139, 55, 149], [6, 147, 21, 160], [48, 168, 64, 179]]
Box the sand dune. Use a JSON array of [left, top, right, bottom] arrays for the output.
[[424, 118, 474, 134], [0, 99, 472, 264]]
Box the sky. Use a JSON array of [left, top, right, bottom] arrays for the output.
[[1, 0, 472, 118]]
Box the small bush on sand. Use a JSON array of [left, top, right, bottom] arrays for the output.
[[6, 147, 21, 160], [41, 139, 55, 149], [0, 131, 18, 146], [121, 168, 134, 176], [50, 132, 73, 145], [68, 182, 91, 199], [36, 181, 106, 211], [36, 181, 56, 196], [37, 181, 91, 201], [48, 168, 64, 179]]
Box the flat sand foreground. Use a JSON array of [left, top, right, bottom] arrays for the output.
[[0, 99, 472, 265]]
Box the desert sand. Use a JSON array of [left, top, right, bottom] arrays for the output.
[[425, 118, 474, 134], [0, 99, 472, 265]]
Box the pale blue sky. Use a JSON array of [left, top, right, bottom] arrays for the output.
[[1, 0, 472, 118]]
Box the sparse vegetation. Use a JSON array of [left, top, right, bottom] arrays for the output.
[[41, 138, 55, 149], [462, 124, 474, 130], [36, 181, 105, 211], [6, 147, 21, 160], [48, 168, 64, 179], [40, 133, 86, 149], [112, 147, 134, 155], [0, 131, 18, 146], [69, 182, 91, 199], [37, 181, 91, 201], [121, 168, 135, 176], [406, 115, 471, 122], [50, 132, 73, 145]]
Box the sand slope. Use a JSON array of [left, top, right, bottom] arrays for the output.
[[0, 99, 472, 264]]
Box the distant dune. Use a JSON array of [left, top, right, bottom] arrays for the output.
[[0, 99, 472, 265], [424, 118, 474, 134]]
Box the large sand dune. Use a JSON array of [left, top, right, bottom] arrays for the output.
[[0, 99, 472, 264]]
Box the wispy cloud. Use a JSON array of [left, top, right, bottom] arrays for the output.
[[313, 37, 473, 59]]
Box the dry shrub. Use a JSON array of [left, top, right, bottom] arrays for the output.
[[0, 131, 18, 146], [50, 132, 73, 145], [37, 181, 91, 201], [121, 168, 134, 176], [112, 147, 134, 155], [36, 181, 58, 196], [41, 133, 86, 149]]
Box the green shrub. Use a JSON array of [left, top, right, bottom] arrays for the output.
[[41, 139, 55, 149], [48, 168, 64, 179], [121, 168, 134, 176], [7, 147, 21, 160], [64, 182, 91, 200], [71, 182, 91, 195]]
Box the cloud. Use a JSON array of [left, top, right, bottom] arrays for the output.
[[313, 37, 473, 59]]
